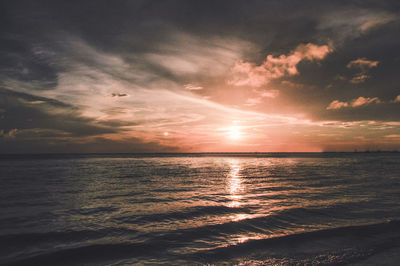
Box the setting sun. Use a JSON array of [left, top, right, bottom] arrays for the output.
[[228, 127, 241, 140]]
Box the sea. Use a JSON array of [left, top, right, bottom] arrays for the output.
[[1, 152, 400, 265]]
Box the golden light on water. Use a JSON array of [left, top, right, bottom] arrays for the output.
[[227, 159, 243, 208], [225, 158, 271, 246]]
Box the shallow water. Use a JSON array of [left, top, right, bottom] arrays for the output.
[[1, 153, 400, 265]]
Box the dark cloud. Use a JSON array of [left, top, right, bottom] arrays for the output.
[[0, 88, 117, 136]]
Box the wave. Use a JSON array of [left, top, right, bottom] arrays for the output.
[[4, 242, 166, 266], [0, 227, 139, 264], [140, 206, 338, 243], [116, 203, 365, 236], [5, 220, 400, 265], [189, 220, 400, 264], [2, 203, 387, 249], [0, 228, 138, 246], [67, 206, 119, 216], [117, 205, 251, 225], [118, 204, 398, 249]]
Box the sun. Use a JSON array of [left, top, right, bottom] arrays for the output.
[[228, 127, 241, 140]]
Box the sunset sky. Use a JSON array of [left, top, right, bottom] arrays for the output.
[[1, 0, 400, 153]]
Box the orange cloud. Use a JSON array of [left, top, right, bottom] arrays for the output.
[[351, 96, 381, 107], [228, 43, 333, 87], [347, 58, 379, 83], [326, 100, 349, 110], [327, 96, 381, 109], [394, 95, 400, 103], [347, 58, 379, 69], [360, 17, 396, 32], [349, 74, 370, 84]]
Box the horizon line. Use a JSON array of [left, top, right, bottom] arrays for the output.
[[1, 150, 399, 156]]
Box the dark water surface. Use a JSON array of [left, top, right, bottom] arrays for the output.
[[1, 153, 400, 265]]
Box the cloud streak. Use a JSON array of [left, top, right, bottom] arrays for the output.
[[317, 8, 398, 43]]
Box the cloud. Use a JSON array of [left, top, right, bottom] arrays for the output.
[[327, 96, 381, 110], [0, 87, 120, 138], [326, 100, 349, 110], [346, 58, 379, 83], [360, 16, 396, 32], [347, 58, 379, 69], [349, 74, 370, 84], [352, 96, 381, 107], [228, 43, 333, 87], [317, 8, 398, 43], [144, 33, 250, 77], [394, 95, 400, 103]]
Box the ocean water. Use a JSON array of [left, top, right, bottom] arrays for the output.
[[1, 153, 400, 265]]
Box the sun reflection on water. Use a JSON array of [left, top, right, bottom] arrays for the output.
[[226, 159, 244, 208], [225, 159, 264, 224]]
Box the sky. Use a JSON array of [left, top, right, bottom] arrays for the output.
[[1, 0, 400, 153]]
